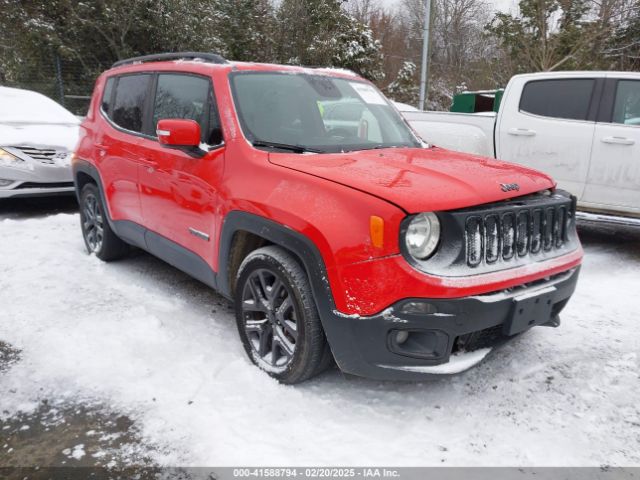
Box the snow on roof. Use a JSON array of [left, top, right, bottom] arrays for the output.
[[0, 87, 80, 125], [229, 62, 362, 80], [393, 101, 419, 112], [314, 67, 358, 77]]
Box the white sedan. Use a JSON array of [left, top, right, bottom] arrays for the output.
[[0, 86, 79, 198]]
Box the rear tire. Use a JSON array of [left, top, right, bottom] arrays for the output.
[[79, 183, 129, 261], [235, 246, 331, 384]]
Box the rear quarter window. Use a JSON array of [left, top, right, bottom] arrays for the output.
[[101, 77, 115, 116], [111, 74, 151, 133], [519, 79, 595, 121]]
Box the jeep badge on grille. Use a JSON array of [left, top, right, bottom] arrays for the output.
[[501, 183, 520, 192]]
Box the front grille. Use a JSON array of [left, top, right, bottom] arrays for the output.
[[12, 146, 65, 165], [402, 190, 578, 277], [464, 198, 572, 268]]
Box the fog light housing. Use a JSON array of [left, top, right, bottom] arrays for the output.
[[395, 330, 409, 344], [0, 178, 14, 187], [388, 329, 449, 359]]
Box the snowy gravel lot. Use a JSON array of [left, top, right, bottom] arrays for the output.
[[1, 200, 639, 467]]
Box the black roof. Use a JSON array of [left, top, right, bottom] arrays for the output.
[[112, 52, 227, 68]]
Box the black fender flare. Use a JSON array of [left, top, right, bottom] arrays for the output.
[[217, 210, 337, 313], [72, 160, 110, 222]]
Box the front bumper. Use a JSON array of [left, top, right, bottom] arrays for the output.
[[0, 182, 75, 198], [323, 266, 580, 381], [0, 163, 74, 199]]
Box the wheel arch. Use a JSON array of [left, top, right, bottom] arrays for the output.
[[75, 171, 95, 199], [72, 160, 115, 225], [218, 211, 337, 316]]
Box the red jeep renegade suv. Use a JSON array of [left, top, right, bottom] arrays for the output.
[[73, 52, 583, 383]]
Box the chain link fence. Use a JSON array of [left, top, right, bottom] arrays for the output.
[[0, 54, 106, 116]]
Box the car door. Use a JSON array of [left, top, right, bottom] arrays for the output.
[[582, 75, 640, 215], [98, 74, 152, 226], [496, 76, 599, 199], [137, 72, 225, 266]]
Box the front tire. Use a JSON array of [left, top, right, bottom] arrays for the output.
[[79, 183, 129, 261], [235, 246, 331, 384]]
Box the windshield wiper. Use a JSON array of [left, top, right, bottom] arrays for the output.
[[372, 145, 397, 150], [340, 144, 403, 153], [252, 140, 322, 153]]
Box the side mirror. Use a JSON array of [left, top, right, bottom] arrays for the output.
[[156, 119, 202, 154]]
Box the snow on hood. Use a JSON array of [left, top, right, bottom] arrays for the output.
[[268, 146, 556, 213], [0, 86, 79, 125], [0, 123, 79, 151], [0, 87, 80, 151]]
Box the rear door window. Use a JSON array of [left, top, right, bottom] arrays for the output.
[[152, 73, 222, 145], [111, 74, 151, 133], [612, 80, 640, 126], [519, 79, 595, 121]]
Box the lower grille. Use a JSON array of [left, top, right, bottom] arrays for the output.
[[453, 325, 505, 353], [16, 182, 74, 189]]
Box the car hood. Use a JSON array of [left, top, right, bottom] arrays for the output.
[[0, 122, 79, 151], [268, 146, 556, 213]]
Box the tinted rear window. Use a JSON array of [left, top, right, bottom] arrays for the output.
[[101, 77, 115, 116], [519, 79, 595, 121], [111, 74, 151, 132]]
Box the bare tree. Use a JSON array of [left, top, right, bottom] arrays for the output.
[[396, 0, 497, 107]]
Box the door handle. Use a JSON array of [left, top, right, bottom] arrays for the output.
[[508, 128, 536, 137], [138, 157, 159, 173], [95, 143, 107, 157], [601, 136, 635, 146], [138, 157, 158, 166]]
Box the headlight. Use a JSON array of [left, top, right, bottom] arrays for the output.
[[405, 212, 441, 260], [0, 148, 31, 171]]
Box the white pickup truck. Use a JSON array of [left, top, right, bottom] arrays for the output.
[[403, 71, 640, 222]]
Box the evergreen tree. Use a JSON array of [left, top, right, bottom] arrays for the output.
[[487, 0, 616, 72], [385, 61, 419, 105], [276, 0, 384, 80], [208, 0, 275, 61]]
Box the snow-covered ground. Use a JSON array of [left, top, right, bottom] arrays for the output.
[[1, 212, 639, 466]]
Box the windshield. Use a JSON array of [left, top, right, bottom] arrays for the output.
[[230, 72, 421, 153], [0, 87, 79, 125]]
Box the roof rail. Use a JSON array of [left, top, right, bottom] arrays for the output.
[[112, 52, 227, 68]]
